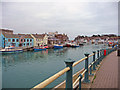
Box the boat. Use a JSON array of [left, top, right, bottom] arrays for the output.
[[54, 44, 63, 49], [71, 44, 79, 47], [66, 43, 72, 47], [0, 47, 23, 53], [79, 43, 84, 46], [34, 47, 46, 51], [44, 45, 49, 49]]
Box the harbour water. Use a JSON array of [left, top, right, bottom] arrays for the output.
[[1, 44, 108, 88]]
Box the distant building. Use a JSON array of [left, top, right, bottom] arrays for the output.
[[55, 34, 69, 44], [31, 33, 48, 47], [47, 31, 69, 45], [74, 34, 118, 44]]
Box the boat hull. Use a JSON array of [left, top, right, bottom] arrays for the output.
[[0, 50, 23, 53], [71, 45, 79, 48], [54, 46, 63, 49], [66, 44, 72, 47], [34, 48, 46, 51]]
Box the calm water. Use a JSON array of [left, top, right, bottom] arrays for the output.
[[1, 44, 108, 88]]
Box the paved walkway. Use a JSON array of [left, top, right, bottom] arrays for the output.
[[91, 51, 118, 88]]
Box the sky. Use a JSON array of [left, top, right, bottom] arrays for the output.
[[1, 0, 118, 40]]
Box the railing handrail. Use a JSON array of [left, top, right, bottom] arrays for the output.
[[32, 52, 96, 89], [72, 57, 87, 67], [32, 67, 70, 89]]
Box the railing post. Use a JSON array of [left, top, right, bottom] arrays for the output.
[[102, 49, 104, 60], [106, 49, 108, 55], [89, 65, 94, 76], [79, 74, 82, 90], [93, 51, 96, 70], [65, 59, 75, 90], [83, 53, 90, 83], [100, 49, 102, 62], [103, 49, 105, 58], [97, 50, 100, 65]]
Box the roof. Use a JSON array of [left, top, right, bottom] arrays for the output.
[[18, 34, 33, 38], [3, 33, 33, 39], [48, 37, 59, 40], [3, 33, 19, 38], [32, 34, 45, 39]]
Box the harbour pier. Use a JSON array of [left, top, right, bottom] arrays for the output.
[[32, 47, 118, 89]]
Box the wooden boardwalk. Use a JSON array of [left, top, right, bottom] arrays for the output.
[[91, 51, 118, 89]]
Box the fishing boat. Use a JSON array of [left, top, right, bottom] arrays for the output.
[[54, 44, 63, 49], [34, 47, 46, 51], [0, 47, 23, 53]]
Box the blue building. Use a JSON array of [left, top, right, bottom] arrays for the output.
[[0, 29, 34, 48], [18, 34, 34, 47]]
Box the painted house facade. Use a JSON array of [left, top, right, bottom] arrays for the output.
[[31, 34, 48, 47], [0, 29, 34, 48], [18, 34, 34, 47]]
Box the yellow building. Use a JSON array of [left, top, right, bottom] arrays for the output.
[[30, 34, 48, 47]]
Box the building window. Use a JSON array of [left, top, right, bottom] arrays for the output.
[[27, 43, 29, 46], [21, 39, 23, 42], [8, 39, 11, 42], [12, 39, 15, 42], [16, 39, 19, 42], [27, 39, 29, 42], [30, 39, 32, 42], [24, 39, 26, 42]]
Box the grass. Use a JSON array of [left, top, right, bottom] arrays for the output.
[[92, 75, 96, 83]]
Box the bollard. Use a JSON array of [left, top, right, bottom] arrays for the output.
[[93, 51, 96, 70], [65, 59, 75, 90], [83, 53, 90, 83], [79, 74, 82, 90]]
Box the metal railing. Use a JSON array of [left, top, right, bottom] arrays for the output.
[[32, 47, 117, 90]]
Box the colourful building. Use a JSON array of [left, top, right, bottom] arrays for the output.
[[31, 34, 48, 47], [0, 29, 34, 48]]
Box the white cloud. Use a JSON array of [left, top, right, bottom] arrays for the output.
[[2, 2, 118, 39]]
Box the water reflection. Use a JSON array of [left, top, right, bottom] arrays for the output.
[[2, 48, 69, 70], [1, 44, 108, 88]]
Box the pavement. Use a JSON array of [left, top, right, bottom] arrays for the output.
[[90, 51, 118, 89]]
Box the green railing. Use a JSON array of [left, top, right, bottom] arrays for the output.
[[32, 47, 117, 90]]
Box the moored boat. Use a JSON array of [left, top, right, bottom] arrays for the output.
[[44, 45, 49, 49], [66, 43, 72, 47], [0, 47, 23, 53], [71, 44, 79, 47], [34, 47, 46, 51], [54, 44, 63, 49]]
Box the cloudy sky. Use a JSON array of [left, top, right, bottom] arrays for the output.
[[2, 1, 118, 39]]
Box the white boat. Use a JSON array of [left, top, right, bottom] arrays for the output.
[[0, 47, 23, 53], [54, 44, 63, 49]]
